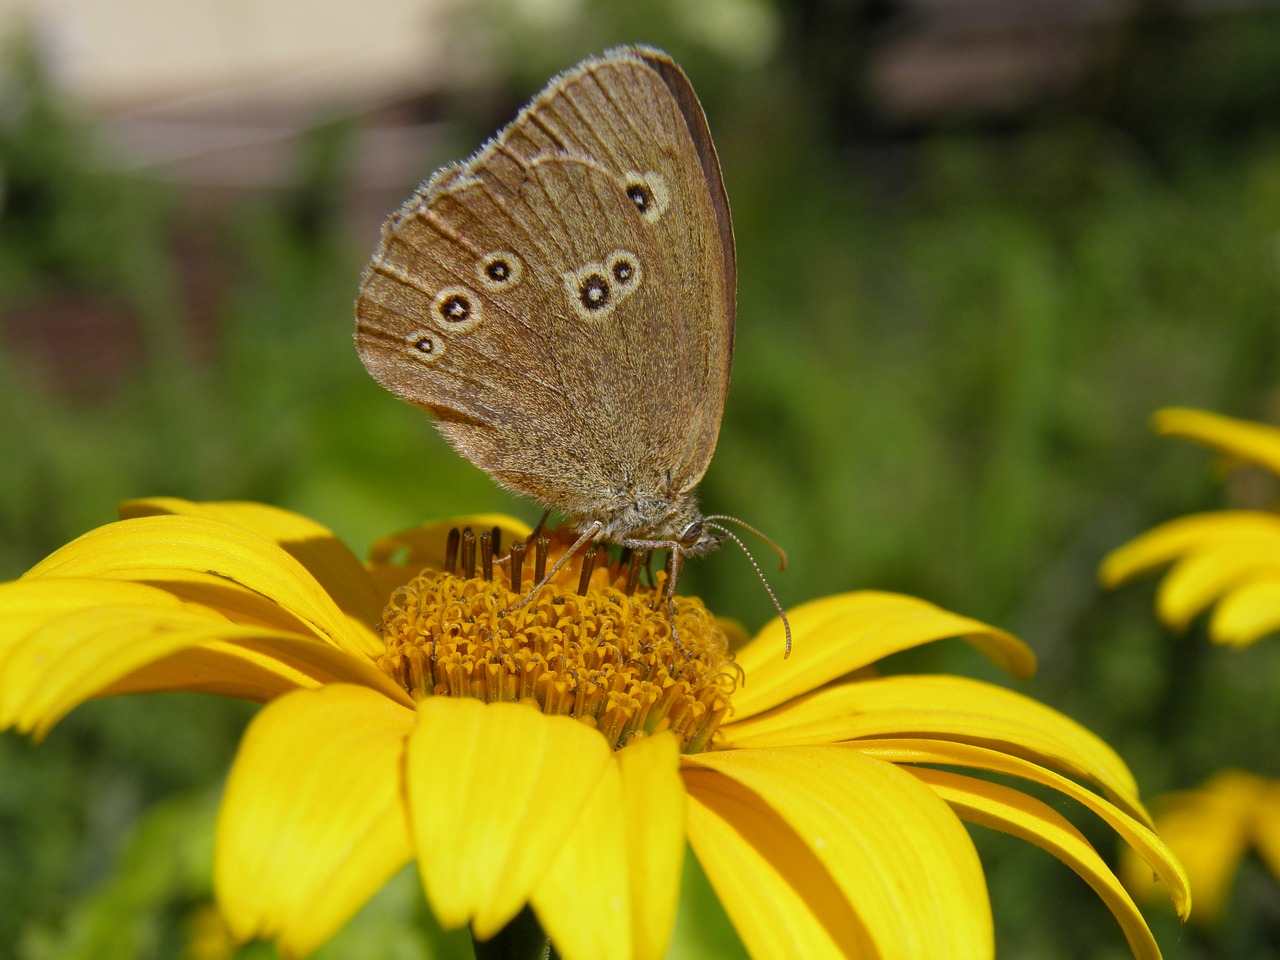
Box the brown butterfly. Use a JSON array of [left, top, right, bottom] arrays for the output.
[[355, 46, 787, 649]]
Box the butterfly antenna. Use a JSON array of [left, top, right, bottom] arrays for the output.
[[703, 515, 788, 571], [705, 522, 792, 658]]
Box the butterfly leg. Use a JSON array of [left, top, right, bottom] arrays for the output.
[[617, 537, 690, 653], [501, 520, 604, 616], [663, 548, 691, 654]]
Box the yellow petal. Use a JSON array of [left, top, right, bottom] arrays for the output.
[[97, 640, 333, 703], [0, 578, 190, 725], [721, 675, 1145, 823], [366, 515, 532, 595], [731, 592, 1034, 720], [406, 698, 613, 938], [1209, 576, 1280, 646], [1155, 545, 1280, 631], [122, 498, 385, 627], [1153, 407, 1280, 475], [1100, 511, 1280, 587], [684, 764, 869, 957], [113, 573, 317, 635], [852, 738, 1188, 915], [1, 599, 410, 737], [715, 616, 751, 650], [617, 733, 684, 960], [215, 684, 415, 957], [913, 767, 1170, 960], [527, 734, 684, 960], [1, 602, 218, 735], [0, 577, 187, 641], [529, 757, 631, 960], [99, 630, 413, 707], [1125, 770, 1261, 923], [685, 745, 992, 960], [23, 515, 382, 659]]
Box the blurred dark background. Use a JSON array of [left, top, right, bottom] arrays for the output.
[[3, 0, 1280, 957]]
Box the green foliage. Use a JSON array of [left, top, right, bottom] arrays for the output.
[[4, 7, 1280, 958]]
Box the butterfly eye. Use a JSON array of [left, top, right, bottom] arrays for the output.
[[441, 295, 470, 320], [564, 252, 641, 321], [622, 171, 669, 222], [626, 183, 651, 212], [578, 273, 611, 311], [477, 251, 524, 291], [432, 285, 484, 333], [612, 256, 635, 285], [610, 250, 643, 295], [407, 331, 444, 360]]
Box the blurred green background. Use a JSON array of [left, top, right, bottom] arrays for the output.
[[3, 0, 1280, 957]]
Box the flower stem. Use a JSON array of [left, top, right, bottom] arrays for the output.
[[471, 905, 553, 960]]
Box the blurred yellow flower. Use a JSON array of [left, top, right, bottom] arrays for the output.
[[1122, 771, 1280, 925], [1102, 407, 1280, 646], [1, 498, 1188, 959], [1103, 407, 1280, 926], [186, 902, 239, 960]]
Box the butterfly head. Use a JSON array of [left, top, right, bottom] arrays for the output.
[[616, 502, 792, 658], [593, 487, 722, 557], [674, 515, 725, 557]]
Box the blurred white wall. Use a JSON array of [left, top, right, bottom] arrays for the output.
[[0, 0, 465, 109]]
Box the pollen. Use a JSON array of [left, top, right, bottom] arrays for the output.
[[374, 527, 736, 753]]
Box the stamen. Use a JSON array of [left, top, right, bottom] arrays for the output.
[[625, 549, 644, 596], [445, 528, 460, 575], [510, 541, 526, 591], [578, 544, 598, 595], [375, 527, 734, 753], [480, 529, 494, 581], [491, 525, 502, 559], [503, 522, 602, 614], [461, 528, 476, 579], [534, 533, 548, 583], [722, 660, 745, 692]]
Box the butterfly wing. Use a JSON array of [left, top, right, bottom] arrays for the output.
[[355, 47, 735, 525]]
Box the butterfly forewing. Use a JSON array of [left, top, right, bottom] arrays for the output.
[[355, 46, 735, 531]]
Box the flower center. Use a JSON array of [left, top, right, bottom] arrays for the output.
[[374, 527, 735, 753]]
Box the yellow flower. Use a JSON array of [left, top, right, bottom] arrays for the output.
[[1102, 407, 1280, 924], [1122, 771, 1280, 925], [1, 498, 1188, 959], [1101, 407, 1280, 646]]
